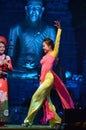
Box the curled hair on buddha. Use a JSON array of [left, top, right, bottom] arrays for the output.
[[26, 0, 43, 6], [43, 38, 54, 50]]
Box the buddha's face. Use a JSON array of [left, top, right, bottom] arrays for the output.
[[25, 0, 44, 22]]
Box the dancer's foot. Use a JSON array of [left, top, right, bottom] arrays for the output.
[[53, 123, 61, 129], [21, 123, 28, 127], [21, 123, 32, 127]]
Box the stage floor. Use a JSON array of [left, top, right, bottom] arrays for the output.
[[0, 123, 86, 130], [0, 125, 56, 130]]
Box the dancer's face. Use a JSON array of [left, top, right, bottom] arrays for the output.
[[43, 42, 52, 54]]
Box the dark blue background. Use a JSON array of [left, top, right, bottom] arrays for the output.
[[0, 0, 86, 124]]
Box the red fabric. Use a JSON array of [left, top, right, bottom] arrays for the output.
[[52, 71, 74, 109], [40, 71, 74, 124], [0, 36, 7, 45], [40, 99, 54, 124], [0, 78, 8, 92], [0, 54, 13, 103]]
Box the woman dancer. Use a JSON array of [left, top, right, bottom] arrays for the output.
[[0, 36, 13, 125], [22, 21, 74, 127]]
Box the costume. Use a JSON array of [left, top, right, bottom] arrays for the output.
[[0, 54, 12, 123], [24, 28, 74, 127], [40, 29, 74, 125]]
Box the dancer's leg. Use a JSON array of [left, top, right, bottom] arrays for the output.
[[24, 72, 54, 125], [47, 96, 61, 126], [40, 95, 61, 126]]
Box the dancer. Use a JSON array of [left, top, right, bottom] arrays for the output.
[[22, 20, 74, 127], [0, 36, 13, 125]]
